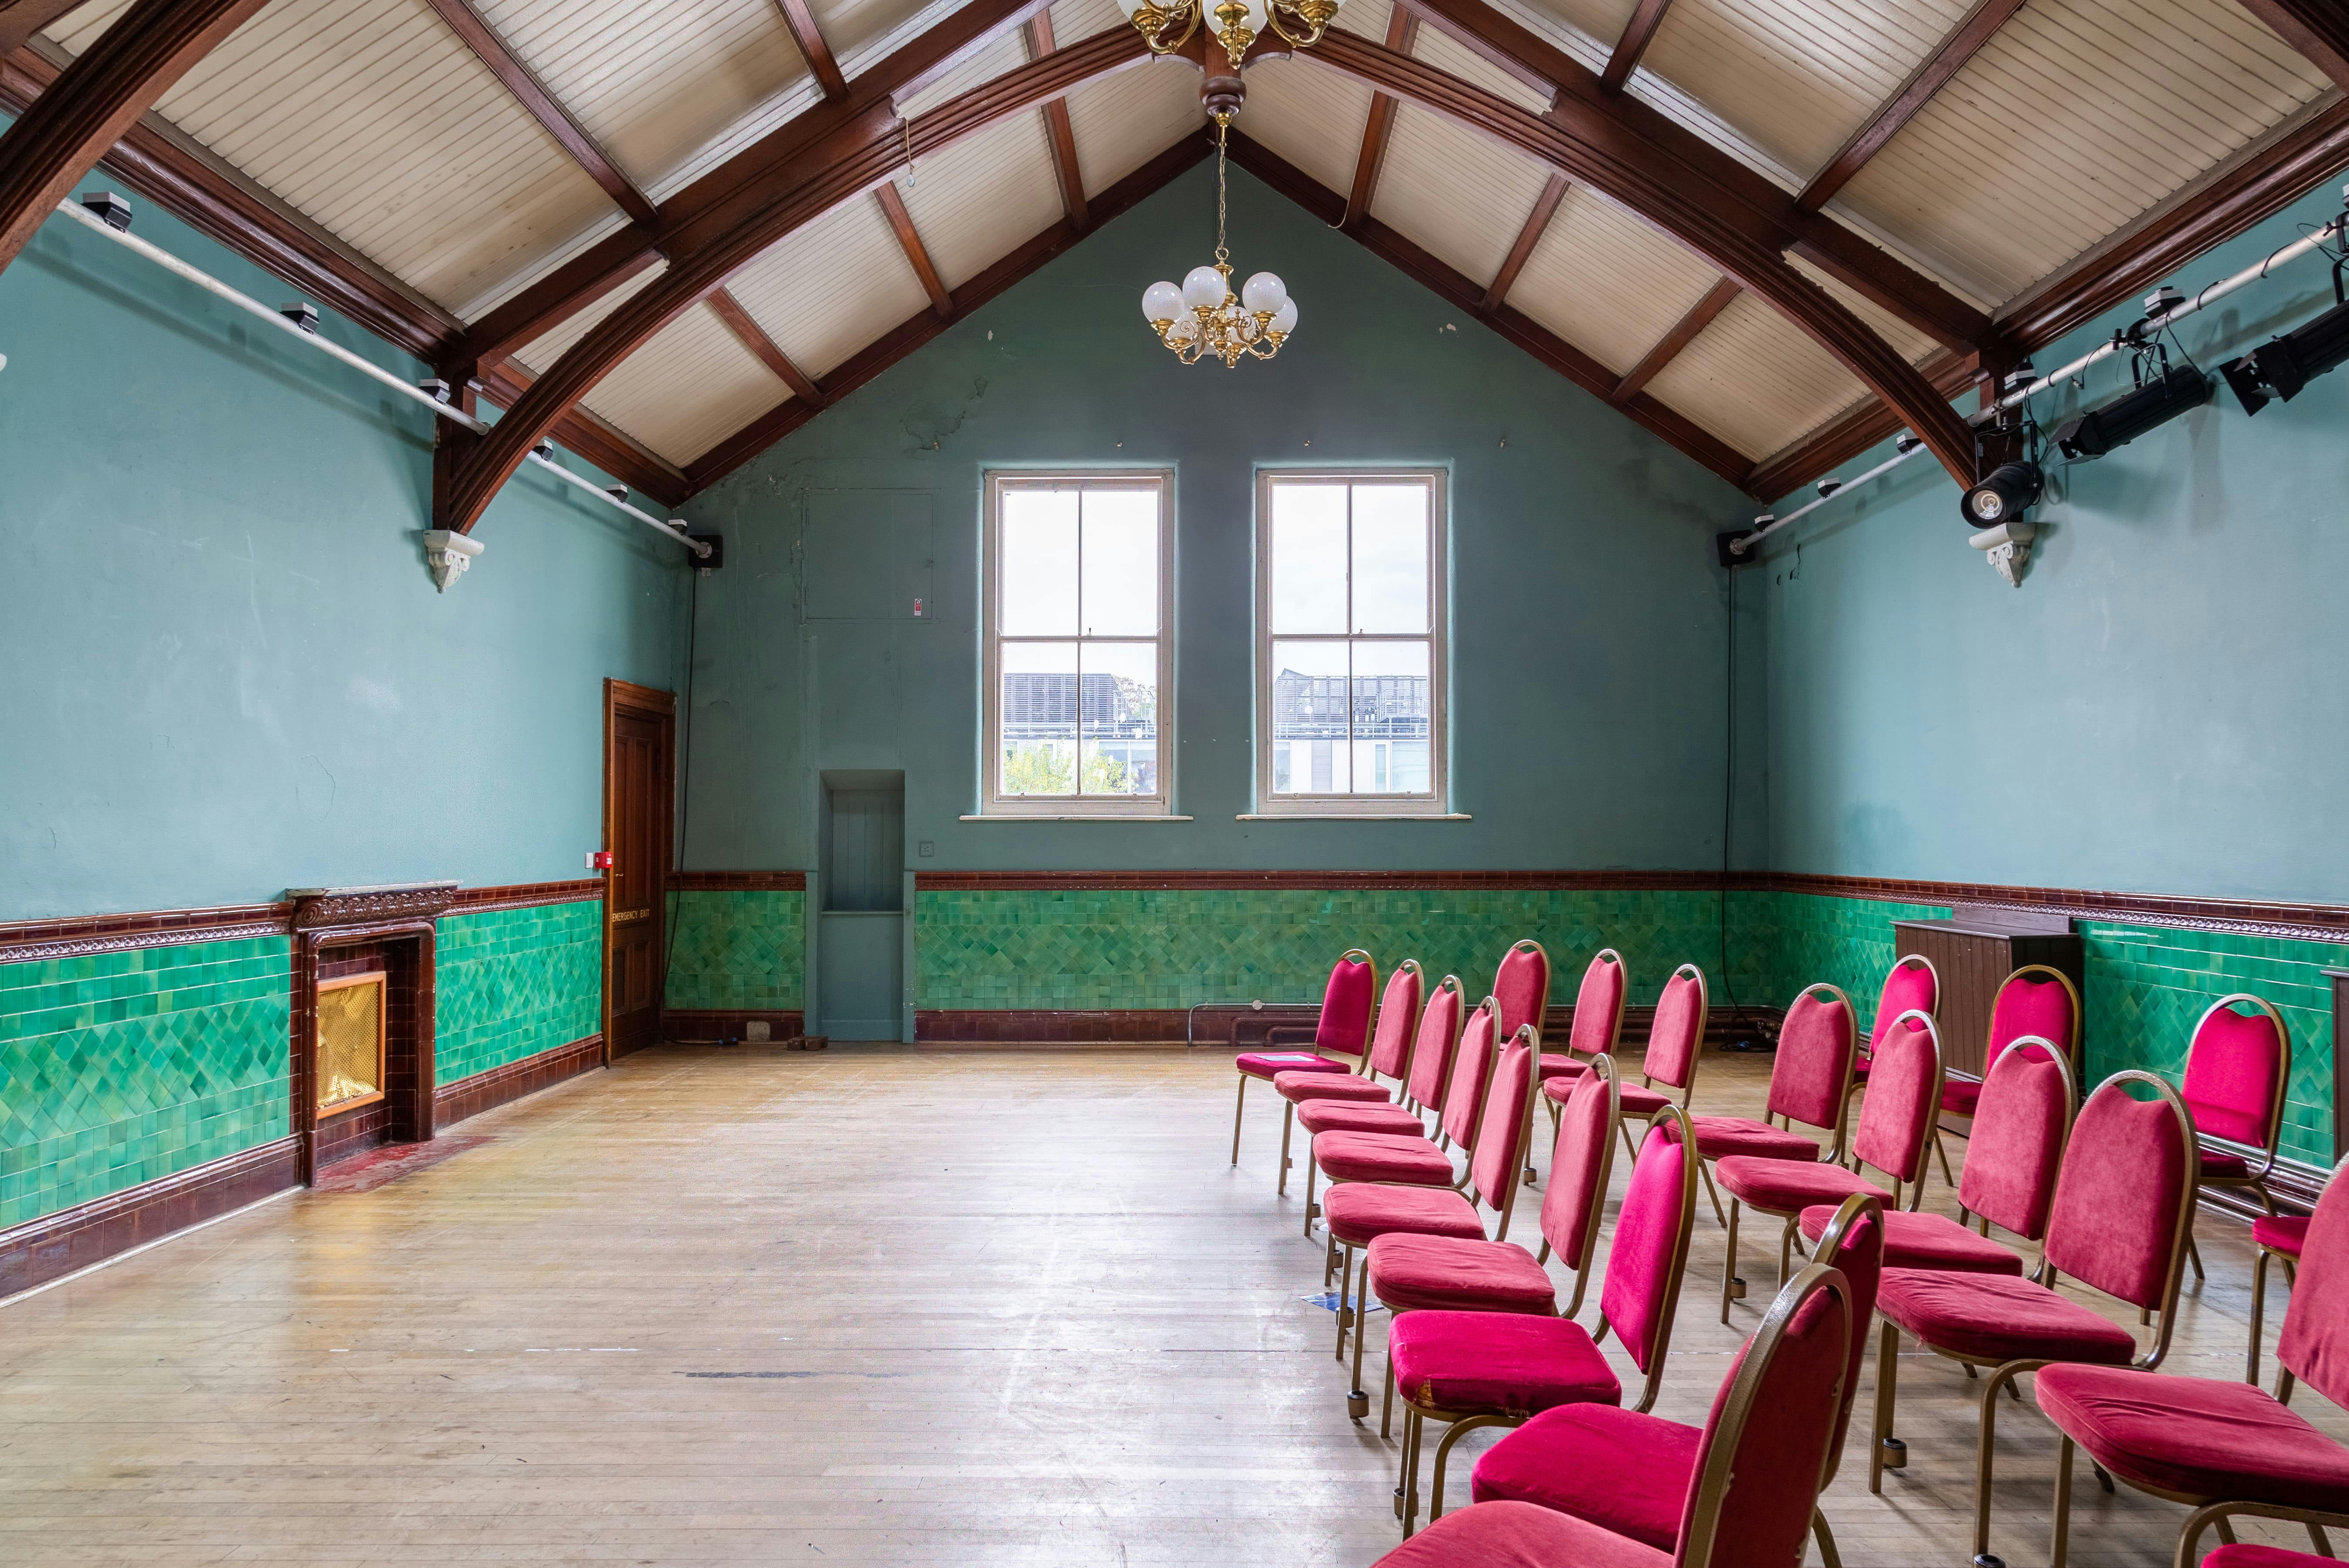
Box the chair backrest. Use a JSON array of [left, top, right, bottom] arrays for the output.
[[1806, 1195, 1884, 1481], [1675, 1264, 1854, 1568], [1312, 949, 1379, 1060], [1541, 1053, 1621, 1317], [2182, 994, 2291, 1155], [1850, 1010, 1942, 1198], [1870, 955, 1938, 1051], [1959, 1040, 2077, 1241], [1767, 984, 1857, 1137], [1469, 1026, 1544, 1234], [1404, 977, 1466, 1111], [2043, 1071, 2199, 1347], [1644, 964, 1709, 1096], [1566, 948, 1628, 1063], [1987, 964, 2081, 1073], [1492, 938, 1551, 1040], [2275, 1151, 2349, 1406], [1366, 960, 1425, 1080], [1600, 1104, 1702, 1411], [1439, 997, 1502, 1149]]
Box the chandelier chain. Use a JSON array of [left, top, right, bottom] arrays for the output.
[[1214, 121, 1229, 267]]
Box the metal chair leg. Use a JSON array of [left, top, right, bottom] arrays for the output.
[[1974, 1364, 2025, 1566], [1302, 1149, 1318, 1236], [1429, 1414, 1506, 1523], [1231, 1074, 1248, 1165], [1871, 1320, 1903, 1492], [1347, 1246, 1372, 1418], [1721, 1198, 1744, 1323], [2050, 1434, 2075, 1568], [1382, 1349, 1395, 1437], [1277, 1102, 1295, 1195], [2250, 1247, 2272, 1386], [1697, 1158, 1729, 1227], [1934, 1129, 1955, 1188], [1812, 1509, 1843, 1568], [2187, 1229, 2205, 1281]]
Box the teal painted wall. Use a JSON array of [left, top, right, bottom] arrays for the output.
[[0, 164, 690, 923], [665, 889, 805, 1010], [435, 900, 604, 1084]]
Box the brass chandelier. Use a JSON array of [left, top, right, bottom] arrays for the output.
[[1130, 0, 1346, 69], [1140, 123, 1297, 367]]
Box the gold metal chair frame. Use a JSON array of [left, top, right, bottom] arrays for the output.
[[1721, 1007, 1941, 1325], [2171, 1501, 2349, 1568], [1285, 957, 1428, 1208], [1307, 973, 1466, 1245], [1508, 936, 1564, 1184], [1870, 1069, 2201, 1568], [1932, 963, 2082, 1184], [2250, 1227, 2304, 1389], [2180, 993, 2295, 1287], [1230, 946, 1374, 1170], [1708, 980, 1859, 1301]]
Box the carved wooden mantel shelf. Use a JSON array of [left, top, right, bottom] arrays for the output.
[[287, 883, 460, 931]]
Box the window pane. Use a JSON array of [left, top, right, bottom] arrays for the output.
[[1270, 640, 1351, 794], [1350, 484, 1428, 633], [1352, 640, 1431, 794], [1080, 488, 1158, 636], [1269, 483, 1347, 634], [1000, 641, 1078, 795], [1078, 641, 1157, 796], [999, 488, 1078, 635]]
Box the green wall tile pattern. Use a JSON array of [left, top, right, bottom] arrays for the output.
[[1737, 890, 1954, 1029], [0, 936, 291, 1229], [435, 900, 602, 1085], [664, 890, 804, 1011]]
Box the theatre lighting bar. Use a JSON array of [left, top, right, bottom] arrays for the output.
[[50, 195, 710, 562]]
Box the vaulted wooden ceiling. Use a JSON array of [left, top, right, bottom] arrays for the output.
[[2, 0, 2343, 513]]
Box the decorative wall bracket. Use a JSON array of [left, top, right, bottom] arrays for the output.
[[422, 528, 484, 592], [1969, 519, 2035, 586], [287, 882, 461, 931]]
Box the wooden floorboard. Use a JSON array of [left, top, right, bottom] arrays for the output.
[[0, 1043, 2338, 1564]]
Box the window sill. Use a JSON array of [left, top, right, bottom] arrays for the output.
[[960, 814, 1194, 822], [1235, 812, 1472, 821]]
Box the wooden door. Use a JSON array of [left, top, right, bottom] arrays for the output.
[[603, 680, 675, 1059]]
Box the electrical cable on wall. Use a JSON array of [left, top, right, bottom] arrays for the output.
[[1715, 565, 1768, 1052], [663, 568, 702, 1035]]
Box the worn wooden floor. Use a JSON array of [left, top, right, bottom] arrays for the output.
[[1, 1043, 2339, 1565]]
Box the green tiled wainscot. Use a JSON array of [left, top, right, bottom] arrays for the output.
[[435, 899, 602, 1085], [663, 889, 804, 1011]]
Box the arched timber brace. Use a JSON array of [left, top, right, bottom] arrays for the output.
[[1311, 27, 1982, 485], [435, 28, 1154, 534], [0, 0, 273, 274]]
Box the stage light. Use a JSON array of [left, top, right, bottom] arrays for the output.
[[2221, 289, 2349, 415], [79, 191, 131, 231], [2052, 365, 2210, 459], [1960, 461, 2042, 527]]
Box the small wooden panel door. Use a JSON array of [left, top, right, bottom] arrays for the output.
[[604, 681, 675, 1058]]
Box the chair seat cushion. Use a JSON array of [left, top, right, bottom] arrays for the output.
[[1853, 1053, 1873, 1080], [1471, 1404, 1698, 1551], [1389, 1310, 1621, 1417], [1537, 1056, 1589, 1081], [1716, 1156, 1887, 1214], [1690, 1115, 1821, 1162], [2036, 1363, 2349, 1511], [1616, 1084, 1673, 1117], [1875, 1268, 2138, 1365], [1367, 1233, 1558, 1314], [1238, 1051, 1345, 1080], [1314, 1130, 1457, 1186], [2204, 1547, 2331, 1568], [2256, 1215, 2311, 1258], [1374, 1499, 1674, 1568], [1300, 1100, 1427, 1137], [1941, 1077, 1982, 1117], [2202, 1150, 2254, 1179], [1799, 1206, 2023, 1275], [1274, 1069, 1393, 1103], [1323, 1184, 1487, 1248]]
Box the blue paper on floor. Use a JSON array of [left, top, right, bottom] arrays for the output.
[[1302, 1291, 1383, 1314]]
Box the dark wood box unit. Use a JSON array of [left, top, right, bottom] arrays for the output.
[[1892, 904, 2085, 1083], [2329, 970, 2348, 1162]]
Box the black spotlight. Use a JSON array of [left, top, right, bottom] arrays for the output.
[[79, 191, 132, 231], [2052, 364, 2211, 460], [2221, 292, 2349, 415], [1716, 522, 1765, 570], [1960, 461, 2042, 527]]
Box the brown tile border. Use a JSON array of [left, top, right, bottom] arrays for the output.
[[666, 873, 807, 892], [0, 1135, 301, 1300], [661, 1010, 806, 1043], [915, 870, 1731, 892], [1753, 873, 2349, 946], [0, 903, 293, 965], [447, 880, 606, 913], [909, 1003, 1784, 1050], [434, 1034, 606, 1127]]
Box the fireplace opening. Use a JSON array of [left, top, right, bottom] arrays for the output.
[[317, 971, 388, 1115]]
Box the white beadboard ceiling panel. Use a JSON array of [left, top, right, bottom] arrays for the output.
[[41, 0, 132, 50], [1409, 15, 1554, 115], [892, 22, 1025, 118], [818, 0, 972, 77], [509, 259, 668, 374], [1235, 56, 1378, 196], [1787, 251, 1941, 366], [1645, 291, 1869, 458], [891, 109, 1065, 288], [1065, 61, 1207, 197], [1832, 0, 2334, 306], [1335, 0, 1398, 40], [724, 196, 933, 376], [580, 302, 787, 462], [1491, 0, 1636, 68], [1636, 0, 1971, 186], [1509, 184, 1723, 374], [1372, 102, 1555, 284], [470, 0, 820, 200], [1047, 0, 1129, 45]]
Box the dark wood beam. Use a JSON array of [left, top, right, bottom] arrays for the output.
[[460, 229, 662, 368], [1481, 171, 1565, 311], [1611, 276, 1739, 403], [876, 181, 953, 314], [775, 0, 850, 100], [477, 360, 690, 504], [2233, 0, 2349, 94], [419, 0, 656, 227], [1024, 13, 1088, 231], [1344, 7, 1418, 227], [1796, 0, 2030, 211], [1743, 348, 1975, 500], [1228, 130, 1757, 491], [1308, 23, 1982, 485], [709, 285, 823, 403], [0, 0, 82, 55], [1600, 0, 1672, 90], [682, 135, 1209, 494], [0, 0, 271, 276]]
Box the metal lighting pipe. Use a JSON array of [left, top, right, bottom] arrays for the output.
[[1730, 441, 1931, 555], [52, 197, 709, 560]]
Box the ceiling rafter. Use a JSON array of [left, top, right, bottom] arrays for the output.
[[1600, 0, 1673, 90], [876, 181, 954, 313], [1481, 170, 1565, 311], [2232, 0, 2349, 92], [418, 0, 657, 227], [1025, 13, 1089, 231], [1343, 7, 1418, 228], [0, 0, 83, 55], [709, 285, 824, 403], [774, 0, 850, 100], [1306, 23, 1981, 484], [1611, 275, 1738, 403], [1796, 0, 2031, 212]]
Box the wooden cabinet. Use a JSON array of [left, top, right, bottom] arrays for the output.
[[1891, 907, 2084, 1082]]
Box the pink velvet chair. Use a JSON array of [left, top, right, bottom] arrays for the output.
[[1546, 963, 1707, 1162], [1272, 961, 1427, 1197], [1493, 938, 1552, 1047], [1797, 1036, 2076, 1279], [1869, 1070, 2199, 1568], [1468, 1193, 1883, 1568], [1370, 1260, 1856, 1568], [1379, 1103, 1702, 1537], [1231, 949, 1378, 1165], [1299, 977, 1466, 1150], [1713, 1008, 1938, 1322], [1936, 966, 2080, 1180], [1689, 982, 1857, 1226], [1533, 947, 1627, 1087], [1308, 999, 1509, 1246], [2251, 1212, 2312, 1387], [2027, 1149, 2349, 1568], [1850, 953, 1937, 1086], [2179, 995, 2294, 1284], [1325, 1053, 1617, 1427]]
